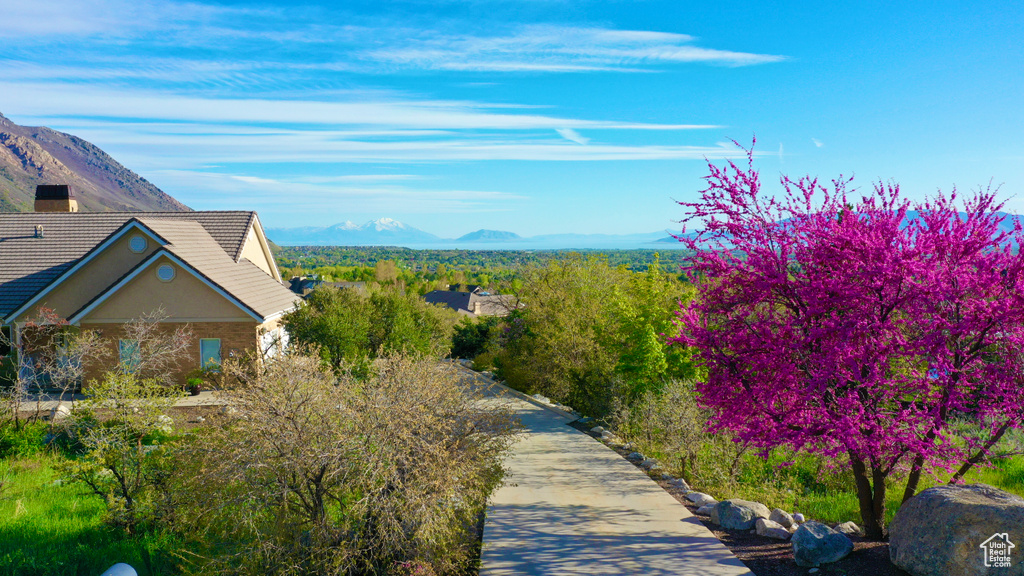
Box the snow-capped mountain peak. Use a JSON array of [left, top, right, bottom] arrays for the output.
[[367, 217, 405, 231]]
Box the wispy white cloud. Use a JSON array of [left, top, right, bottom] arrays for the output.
[[812, 138, 824, 148], [556, 128, 590, 145], [0, 0, 248, 38], [0, 82, 716, 131], [362, 25, 784, 72], [153, 169, 524, 216]]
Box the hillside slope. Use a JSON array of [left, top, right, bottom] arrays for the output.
[[0, 112, 189, 212]]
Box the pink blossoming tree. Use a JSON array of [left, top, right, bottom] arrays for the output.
[[673, 145, 1024, 539]]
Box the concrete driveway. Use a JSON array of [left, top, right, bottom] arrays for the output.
[[475, 377, 753, 576]]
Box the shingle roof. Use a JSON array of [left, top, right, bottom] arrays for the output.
[[423, 290, 516, 317], [0, 211, 288, 320]]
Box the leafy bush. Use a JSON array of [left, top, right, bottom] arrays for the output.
[[0, 421, 48, 458], [56, 372, 183, 534], [171, 353, 519, 576], [285, 286, 460, 367], [494, 254, 695, 417], [450, 316, 499, 359]]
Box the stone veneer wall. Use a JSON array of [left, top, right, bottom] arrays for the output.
[[81, 321, 259, 387]]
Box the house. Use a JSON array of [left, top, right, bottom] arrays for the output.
[[0, 185, 300, 387], [288, 276, 366, 297], [423, 289, 517, 317]]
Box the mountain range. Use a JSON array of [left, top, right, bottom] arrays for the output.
[[266, 219, 685, 249], [0, 112, 189, 213]]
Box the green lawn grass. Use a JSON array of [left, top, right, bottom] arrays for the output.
[[0, 452, 182, 576]]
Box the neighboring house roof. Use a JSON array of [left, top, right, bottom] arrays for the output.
[[423, 290, 517, 317], [288, 277, 366, 297], [0, 212, 295, 322]]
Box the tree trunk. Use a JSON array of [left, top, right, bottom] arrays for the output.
[[902, 453, 925, 503], [950, 421, 1012, 484], [871, 461, 888, 539], [850, 452, 886, 540]]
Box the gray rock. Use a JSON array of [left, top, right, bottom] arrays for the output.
[[600, 431, 616, 441], [625, 452, 645, 462], [835, 521, 863, 537], [50, 403, 71, 421], [889, 483, 1024, 576], [100, 564, 138, 576], [687, 492, 718, 507], [640, 458, 661, 471], [792, 512, 806, 524], [808, 569, 819, 575], [621, 442, 633, 451], [791, 521, 853, 567], [590, 426, 605, 434], [756, 518, 791, 540], [696, 503, 717, 516], [669, 477, 691, 491], [715, 499, 771, 530], [770, 508, 795, 529], [660, 473, 674, 481]]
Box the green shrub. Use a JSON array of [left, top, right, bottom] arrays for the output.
[[451, 316, 499, 359], [0, 422, 48, 458], [171, 353, 519, 576], [284, 286, 460, 367]]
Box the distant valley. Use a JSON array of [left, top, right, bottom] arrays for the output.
[[267, 218, 685, 250]]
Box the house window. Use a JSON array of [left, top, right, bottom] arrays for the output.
[[129, 235, 147, 253], [119, 339, 141, 371], [200, 338, 221, 370], [0, 326, 12, 357], [156, 264, 175, 282]]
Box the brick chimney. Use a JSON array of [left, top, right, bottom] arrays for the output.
[[35, 184, 78, 213]]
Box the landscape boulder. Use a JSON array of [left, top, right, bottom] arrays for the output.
[[755, 518, 791, 540], [835, 521, 863, 537], [590, 426, 605, 434], [100, 564, 138, 576], [687, 492, 718, 508], [640, 458, 661, 471], [792, 513, 806, 524], [50, 404, 71, 422], [696, 503, 717, 516], [668, 477, 691, 491], [714, 499, 771, 530], [889, 483, 1024, 576], [769, 508, 795, 529], [625, 452, 645, 462], [791, 522, 853, 567]]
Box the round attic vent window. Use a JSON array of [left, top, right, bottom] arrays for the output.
[[129, 235, 147, 253], [156, 264, 175, 282]]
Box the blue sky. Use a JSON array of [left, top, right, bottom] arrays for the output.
[[1, 0, 1021, 236]]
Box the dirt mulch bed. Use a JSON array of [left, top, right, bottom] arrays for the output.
[[568, 420, 909, 576]]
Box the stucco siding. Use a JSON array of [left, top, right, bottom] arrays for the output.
[[15, 231, 159, 322], [80, 255, 255, 323], [239, 225, 277, 278]]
